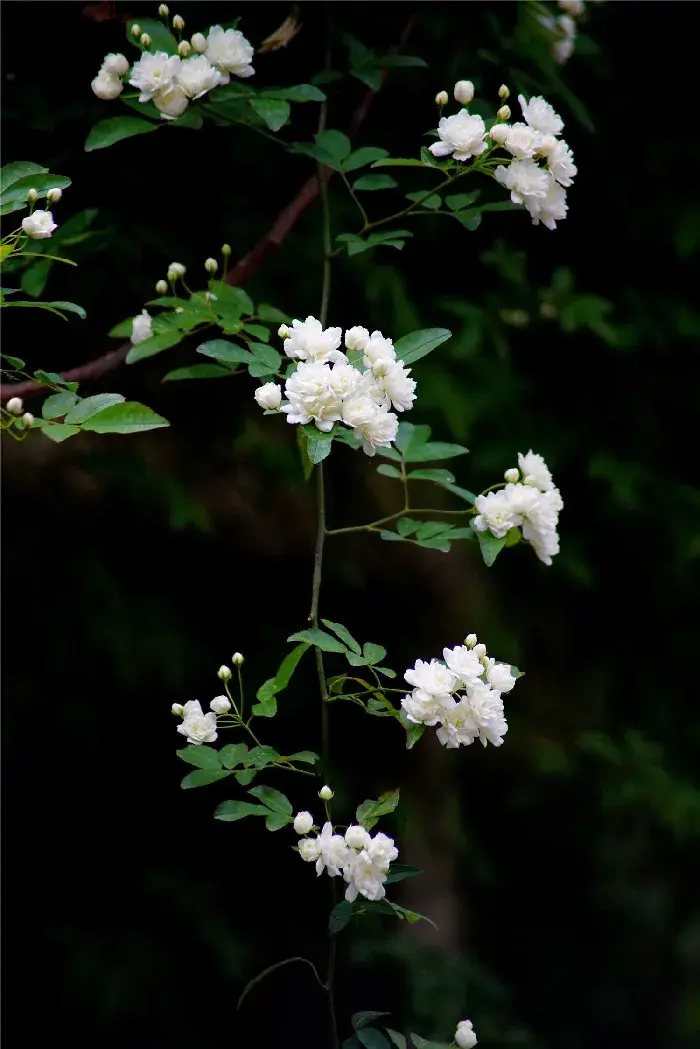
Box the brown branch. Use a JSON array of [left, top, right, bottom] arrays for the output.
[[1, 16, 415, 403]]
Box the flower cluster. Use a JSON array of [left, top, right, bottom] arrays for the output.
[[473, 450, 563, 565], [91, 21, 254, 119], [254, 317, 417, 456], [540, 0, 588, 65], [19, 186, 63, 241], [297, 818, 399, 903], [401, 634, 516, 749], [172, 698, 221, 744]]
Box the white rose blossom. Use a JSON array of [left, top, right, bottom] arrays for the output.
[[494, 158, 551, 208], [129, 51, 181, 101], [21, 210, 57, 239], [455, 1019, 478, 1048], [429, 110, 487, 161], [176, 699, 218, 745], [91, 70, 124, 100], [345, 825, 371, 850], [518, 94, 564, 136], [539, 137, 577, 187], [176, 55, 228, 99], [504, 122, 542, 160], [344, 326, 370, 352], [343, 397, 398, 456], [283, 316, 345, 363], [102, 52, 129, 77], [205, 25, 255, 78], [131, 309, 153, 345], [254, 382, 282, 410], [293, 811, 314, 835], [153, 83, 189, 120], [405, 658, 457, 697], [362, 330, 396, 370], [210, 695, 231, 715], [518, 450, 554, 491], [527, 176, 568, 230]]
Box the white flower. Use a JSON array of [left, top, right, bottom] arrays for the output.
[[454, 79, 474, 105], [91, 71, 123, 100], [168, 262, 186, 279], [282, 360, 344, 431], [232, 651, 245, 666], [366, 831, 399, 871], [504, 467, 520, 484], [473, 483, 538, 538], [172, 14, 185, 30], [539, 137, 577, 187], [171, 703, 184, 715], [455, 1019, 478, 1048], [518, 94, 564, 136], [362, 330, 396, 370], [314, 822, 349, 877], [178, 40, 192, 58], [521, 486, 563, 565], [21, 209, 57, 239], [429, 110, 487, 161], [205, 25, 255, 78], [210, 695, 231, 714], [131, 309, 153, 345], [177, 699, 218, 744], [504, 122, 542, 159], [129, 51, 181, 101], [191, 32, 207, 53], [102, 52, 129, 77], [372, 360, 416, 413], [558, 0, 584, 12], [319, 784, 334, 801], [494, 158, 551, 206], [293, 811, 314, 835], [498, 105, 511, 122], [405, 658, 457, 697], [343, 849, 388, 902], [284, 316, 345, 363], [442, 645, 485, 688], [217, 665, 232, 681], [155, 279, 169, 295], [485, 660, 517, 693], [518, 450, 554, 492], [47, 187, 63, 203], [435, 90, 449, 107], [153, 83, 189, 119], [553, 37, 575, 65], [526, 175, 568, 230], [344, 326, 370, 352], [345, 825, 371, 850], [176, 55, 228, 99], [401, 688, 445, 726], [341, 396, 398, 456], [6, 397, 23, 415], [254, 382, 282, 410], [489, 123, 510, 145], [473, 643, 486, 658], [467, 682, 508, 747], [298, 837, 321, 863]]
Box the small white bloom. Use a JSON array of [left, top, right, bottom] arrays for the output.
[[24, 206, 58, 237], [140, 33, 152, 49], [153, 83, 189, 119], [455, 1019, 478, 1049], [504, 122, 542, 159], [465, 633, 477, 647], [345, 825, 371, 850], [278, 323, 290, 339], [129, 51, 181, 101], [178, 41, 191, 58], [526, 175, 568, 229], [497, 105, 511, 121], [158, 4, 169, 16], [155, 279, 169, 295], [405, 658, 457, 697], [473, 482, 540, 538], [298, 837, 321, 863], [205, 25, 255, 78], [344, 326, 370, 352], [27, 188, 38, 202], [293, 811, 314, 835], [255, 382, 282, 410], [433, 698, 473, 748], [191, 32, 207, 53], [504, 467, 520, 483], [486, 659, 517, 693], [553, 36, 575, 65], [366, 831, 399, 871], [518, 450, 554, 492], [362, 330, 396, 370], [284, 316, 345, 364], [168, 262, 186, 280], [401, 688, 445, 727], [372, 359, 416, 414], [217, 665, 232, 681], [343, 849, 389, 902], [21, 412, 34, 428], [176, 54, 228, 99], [204, 257, 218, 273], [282, 360, 344, 431], [210, 695, 231, 715], [177, 699, 218, 744], [47, 187, 63, 203], [6, 397, 23, 415], [172, 13, 184, 30], [171, 702, 184, 715], [494, 158, 551, 206], [131, 309, 152, 345], [489, 123, 510, 145], [558, 0, 584, 12], [521, 486, 563, 565], [315, 822, 349, 877], [232, 652, 244, 666], [498, 83, 510, 100], [539, 137, 577, 187], [92, 70, 123, 99], [430, 110, 487, 162], [102, 52, 129, 77], [518, 94, 564, 136], [435, 90, 449, 106], [454, 79, 474, 105], [442, 645, 485, 688], [319, 784, 334, 801], [343, 397, 398, 456]]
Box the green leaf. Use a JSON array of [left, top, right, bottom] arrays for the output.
[[476, 528, 508, 566], [385, 1031, 407, 1049], [250, 98, 290, 132], [261, 83, 326, 102], [394, 328, 452, 366], [317, 129, 352, 162], [353, 174, 398, 191], [321, 620, 361, 654], [455, 209, 482, 232], [405, 442, 469, 463], [0, 172, 71, 211], [304, 427, 334, 465], [163, 364, 232, 381], [384, 864, 422, 884], [257, 303, 290, 324], [0, 353, 25, 367], [371, 158, 426, 168], [249, 342, 281, 370], [170, 108, 204, 130], [176, 745, 222, 769], [21, 258, 53, 298], [396, 422, 430, 455], [353, 1012, 391, 1031], [265, 810, 291, 831], [41, 391, 78, 419], [405, 722, 425, 749], [405, 191, 441, 210], [356, 788, 400, 830], [377, 464, 403, 480], [126, 330, 183, 363], [251, 693, 277, 719], [219, 743, 249, 770], [408, 468, 455, 485], [125, 16, 178, 54], [214, 800, 268, 822], [242, 323, 270, 342], [375, 666, 396, 679], [287, 751, 320, 764], [342, 147, 390, 172], [85, 116, 158, 152], [420, 146, 442, 168], [247, 745, 280, 768], [416, 521, 452, 541], [363, 643, 387, 665], [196, 339, 251, 364], [288, 628, 348, 654], [357, 1032, 390, 1049], [329, 900, 354, 934], [445, 190, 481, 211], [63, 393, 125, 423], [379, 529, 403, 542], [181, 768, 231, 789], [0, 161, 47, 193], [377, 53, 428, 68], [274, 642, 310, 691], [504, 527, 521, 548], [235, 769, 256, 786], [249, 785, 293, 815], [338, 229, 413, 256], [409, 1036, 449, 1049], [81, 402, 169, 434], [40, 423, 80, 443], [442, 483, 476, 503]]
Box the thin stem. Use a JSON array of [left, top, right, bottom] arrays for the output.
[[237, 956, 324, 1011], [327, 505, 473, 537], [310, 462, 330, 777], [340, 170, 369, 227]]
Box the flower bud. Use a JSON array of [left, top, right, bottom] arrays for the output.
[[319, 785, 334, 801], [497, 104, 511, 121], [131, 23, 141, 38], [254, 382, 282, 410], [278, 323, 290, 339], [210, 695, 231, 715], [504, 467, 519, 483], [221, 242, 232, 256], [204, 257, 217, 274], [27, 188, 38, 202], [489, 123, 510, 144], [217, 664, 232, 681], [435, 90, 449, 106], [232, 652, 244, 666], [345, 825, 369, 850], [7, 396, 23, 415], [473, 643, 487, 658], [371, 359, 390, 379], [158, 3, 169, 15], [172, 14, 184, 30], [523, 473, 538, 487], [191, 32, 207, 53], [167, 261, 186, 281], [455, 1019, 478, 1049], [171, 703, 184, 715], [537, 134, 557, 160], [155, 279, 168, 295], [21, 412, 34, 428], [465, 633, 477, 648], [178, 40, 191, 57], [454, 80, 474, 105], [47, 187, 62, 203], [293, 811, 314, 835], [498, 83, 510, 100], [140, 33, 152, 48]]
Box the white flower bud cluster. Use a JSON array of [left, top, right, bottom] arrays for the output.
[[253, 317, 418, 457], [92, 24, 255, 119], [455, 1018, 478, 1048], [473, 450, 563, 565], [297, 817, 399, 903], [174, 699, 219, 745], [401, 634, 518, 749]]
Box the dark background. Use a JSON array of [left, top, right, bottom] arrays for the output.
[[2, 3, 699, 1048]]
